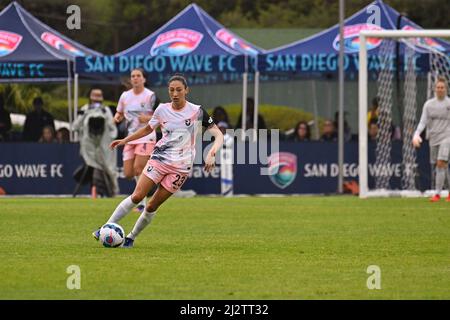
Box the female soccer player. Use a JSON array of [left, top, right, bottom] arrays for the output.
[[94, 74, 224, 248], [114, 68, 157, 211]]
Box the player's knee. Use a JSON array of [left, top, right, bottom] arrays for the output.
[[145, 202, 159, 213], [131, 192, 145, 204], [134, 168, 143, 177]]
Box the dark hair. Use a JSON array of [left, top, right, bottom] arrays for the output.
[[87, 87, 102, 98], [168, 74, 188, 88], [33, 97, 43, 107], [294, 121, 310, 140], [131, 68, 146, 79], [212, 106, 229, 124], [371, 97, 379, 108]]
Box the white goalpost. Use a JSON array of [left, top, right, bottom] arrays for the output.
[[358, 29, 450, 198]]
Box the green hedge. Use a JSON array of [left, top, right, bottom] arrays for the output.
[[209, 104, 323, 131], [47, 98, 117, 122]]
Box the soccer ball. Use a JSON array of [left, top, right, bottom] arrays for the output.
[[99, 223, 125, 248]]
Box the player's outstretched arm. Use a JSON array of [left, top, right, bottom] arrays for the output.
[[204, 124, 224, 173], [110, 124, 153, 149]]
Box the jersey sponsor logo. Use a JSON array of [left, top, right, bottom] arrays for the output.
[[41, 32, 85, 57], [0, 31, 22, 57], [150, 28, 203, 56], [215, 28, 258, 56], [401, 25, 446, 53], [332, 23, 384, 53], [267, 152, 297, 189]]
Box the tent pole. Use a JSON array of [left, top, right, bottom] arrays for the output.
[[74, 73, 79, 141], [67, 60, 73, 142], [241, 72, 248, 141], [338, 0, 345, 194], [311, 80, 320, 140], [253, 70, 260, 142]]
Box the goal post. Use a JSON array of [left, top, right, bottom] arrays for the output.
[[358, 29, 450, 198]]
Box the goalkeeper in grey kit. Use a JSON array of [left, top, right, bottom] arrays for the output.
[[412, 77, 450, 202]]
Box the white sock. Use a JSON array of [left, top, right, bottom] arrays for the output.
[[107, 196, 136, 224], [134, 175, 147, 207], [127, 210, 156, 240]]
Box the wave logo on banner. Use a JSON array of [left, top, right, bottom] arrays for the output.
[[267, 152, 297, 189], [41, 32, 85, 57], [0, 31, 22, 57], [333, 23, 384, 53], [401, 25, 445, 53], [150, 29, 203, 56], [215, 29, 258, 56]]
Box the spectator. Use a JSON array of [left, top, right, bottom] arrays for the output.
[[38, 125, 56, 143], [212, 106, 231, 128], [367, 97, 379, 125], [236, 97, 267, 130], [320, 120, 337, 142], [56, 127, 70, 143], [0, 96, 11, 141], [368, 120, 378, 142], [289, 121, 310, 142], [23, 97, 55, 142]]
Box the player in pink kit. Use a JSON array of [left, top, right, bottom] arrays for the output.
[[114, 68, 157, 212], [94, 74, 224, 248]]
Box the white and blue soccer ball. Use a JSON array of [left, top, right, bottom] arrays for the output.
[[99, 223, 125, 248]]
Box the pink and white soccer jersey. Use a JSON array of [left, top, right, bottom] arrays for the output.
[[143, 101, 214, 192], [117, 88, 157, 145]]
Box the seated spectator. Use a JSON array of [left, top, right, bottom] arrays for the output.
[[0, 96, 11, 142], [289, 121, 310, 142], [56, 127, 71, 143], [367, 97, 379, 125], [320, 120, 337, 142], [212, 106, 231, 128], [368, 120, 378, 142], [38, 125, 56, 143], [23, 97, 55, 142], [236, 97, 267, 130]]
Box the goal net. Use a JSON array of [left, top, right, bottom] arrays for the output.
[[358, 30, 450, 198]]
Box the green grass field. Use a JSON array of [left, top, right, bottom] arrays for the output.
[[0, 196, 449, 299]]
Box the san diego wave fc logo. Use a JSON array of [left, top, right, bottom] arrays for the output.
[[332, 24, 384, 53], [150, 28, 203, 56], [0, 31, 22, 57], [267, 152, 297, 189]]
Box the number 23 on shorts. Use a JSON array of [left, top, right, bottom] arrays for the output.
[[172, 174, 186, 189]]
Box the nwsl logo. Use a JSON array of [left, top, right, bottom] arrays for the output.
[[41, 32, 85, 57], [150, 29, 203, 56], [333, 24, 384, 53], [267, 152, 297, 189], [401, 25, 445, 53], [215, 29, 258, 56], [0, 31, 22, 57]]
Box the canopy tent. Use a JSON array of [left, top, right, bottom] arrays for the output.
[[0, 1, 100, 82], [258, 0, 450, 79], [76, 3, 262, 86], [0, 1, 102, 140], [75, 3, 263, 139]]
